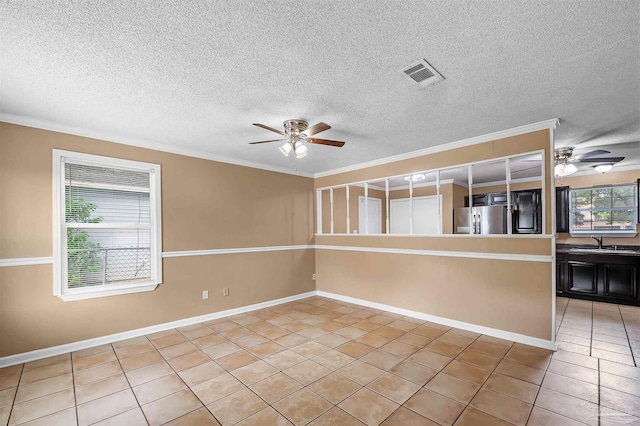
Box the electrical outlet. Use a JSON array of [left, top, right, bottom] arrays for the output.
[[312, 273, 316, 280], [202, 290, 208, 300], [223, 288, 229, 296]]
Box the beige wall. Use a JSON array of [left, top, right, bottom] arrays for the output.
[[316, 249, 552, 339], [314, 130, 555, 341], [0, 123, 316, 357], [555, 169, 640, 247]]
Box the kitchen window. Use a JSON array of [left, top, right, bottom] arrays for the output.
[[53, 150, 162, 301], [569, 184, 638, 236]]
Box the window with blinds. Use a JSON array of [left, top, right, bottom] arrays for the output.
[[53, 150, 162, 301], [569, 185, 637, 234]]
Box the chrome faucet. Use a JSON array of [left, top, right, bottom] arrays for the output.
[[591, 235, 603, 249]]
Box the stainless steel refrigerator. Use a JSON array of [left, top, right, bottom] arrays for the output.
[[454, 205, 507, 234]]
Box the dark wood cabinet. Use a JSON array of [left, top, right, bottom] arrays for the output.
[[512, 190, 541, 234], [603, 263, 637, 299], [556, 253, 567, 294], [557, 252, 640, 305], [556, 186, 570, 233], [567, 260, 598, 294]]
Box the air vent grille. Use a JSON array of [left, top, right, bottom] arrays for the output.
[[399, 59, 444, 88]]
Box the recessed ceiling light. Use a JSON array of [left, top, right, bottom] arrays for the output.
[[404, 173, 426, 182]]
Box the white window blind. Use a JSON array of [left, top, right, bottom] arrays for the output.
[[54, 150, 162, 301]]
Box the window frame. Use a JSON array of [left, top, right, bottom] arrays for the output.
[[569, 184, 638, 237], [53, 150, 162, 301]]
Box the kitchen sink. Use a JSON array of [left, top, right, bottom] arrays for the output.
[[568, 248, 637, 254]]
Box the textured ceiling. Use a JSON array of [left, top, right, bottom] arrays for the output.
[[1, 1, 638, 176]]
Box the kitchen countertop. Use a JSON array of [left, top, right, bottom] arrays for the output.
[[556, 244, 640, 257]]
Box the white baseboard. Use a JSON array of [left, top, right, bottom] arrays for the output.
[[0, 288, 556, 367], [316, 291, 557, 351], [0, 291, 316, 368]]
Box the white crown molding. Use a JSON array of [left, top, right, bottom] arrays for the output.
[[316, 291, 556, 350], [314, 119, 559, 178], [162, 245, 315, 258], [0, 113, 314, 178], [0, 257, 54, 267], [315, 244, 552, 262], [0, 291, 316, 368]]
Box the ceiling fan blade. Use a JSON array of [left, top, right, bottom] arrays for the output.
[[572, 149, 611, 159], [305, 122, 331, 136], [308, 138, 345, 147], [249, 139, 286, 145], [252, 123, 284, 135], [575, 156, 625, 163]]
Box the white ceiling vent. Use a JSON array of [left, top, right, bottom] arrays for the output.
[[399, 59, 444, 88]]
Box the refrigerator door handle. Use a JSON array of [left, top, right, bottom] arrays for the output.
[[477, 213, 481, 234], [472, 214, 476, 234]]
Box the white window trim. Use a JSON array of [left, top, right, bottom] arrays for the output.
[[53, 150, 162, 301], [568, 184, 638, 238]]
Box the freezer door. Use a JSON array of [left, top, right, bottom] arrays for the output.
[[454, 208, 473, 234], [476, 206, 507, 234]]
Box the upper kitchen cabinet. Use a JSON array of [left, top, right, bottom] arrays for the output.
[[512, 189, 542, 234], [556, 186, 571, 233], [510, 153, 543, 234]]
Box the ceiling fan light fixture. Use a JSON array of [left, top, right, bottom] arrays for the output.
[[279, 142, 292, 157], [555, 163, 577, 177], [594, 164, 613, 174], [294, 141, 308, 159]]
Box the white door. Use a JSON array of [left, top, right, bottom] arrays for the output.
[[390, 195, 441, 234], [358, 196, 382, 234]]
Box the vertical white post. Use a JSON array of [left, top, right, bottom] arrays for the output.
[[506, 158, 512, 235], [549, 124, 557, 346], [330, 187, 334, 234], [409, 179, 414, 234], [468, 166, 473, 207], [316, 189, 323, 234], [436, 170, 442, 234], [346, 186, 350, 234], [385, 179, 390, 234], [364, 182, 369, 234]]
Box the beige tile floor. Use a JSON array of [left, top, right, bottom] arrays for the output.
[[556, 297, 640, 366], [0, 295, 639, 425]]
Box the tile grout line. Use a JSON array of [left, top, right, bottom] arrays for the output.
[[163, 323, 225, 424], [110, 341, 152, 426], [439, 332, 495, 425], [617, 304, 637, 368], [71, 353, 79, 426], [597, 357, 601, 426], [5, 363, 25, 426], [590, 300, 594, 358]]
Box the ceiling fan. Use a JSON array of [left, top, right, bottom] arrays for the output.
[[554, 147, 625, 176], [249, 119, 345, 159]]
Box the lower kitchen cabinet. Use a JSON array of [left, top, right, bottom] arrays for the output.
[[556, 253, 640, 305], [568, 260, 598, 294]]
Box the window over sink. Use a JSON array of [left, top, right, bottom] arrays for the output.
[[569, 184, 638, 236]]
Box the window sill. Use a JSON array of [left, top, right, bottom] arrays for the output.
[[59, 282, 159, 302], [569, 232, 638, 238]]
